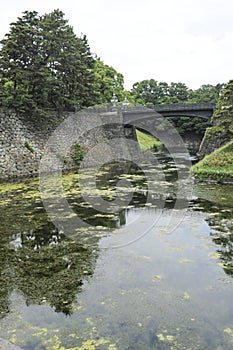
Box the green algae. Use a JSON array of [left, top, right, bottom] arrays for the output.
[[0, 159, 233, 349]]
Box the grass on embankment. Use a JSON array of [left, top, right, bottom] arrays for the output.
[[192, 140, 233, 182], [136, 129, 162, 151]]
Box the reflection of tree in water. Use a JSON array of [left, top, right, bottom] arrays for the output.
[[65, 161, 149, 228], [190, 195, 233, 277], [0, 223, 98, 317], [0, 162, 153, 322], [95, 161, 149, 203], [208, 209, 233, 276], [0, 184, 98, 319], [1, 164, 146, 320]]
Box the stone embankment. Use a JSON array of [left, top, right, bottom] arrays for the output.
[[199, 80, 233, 157], [0, 109, 137, 180], [0, 112, 65, 179]]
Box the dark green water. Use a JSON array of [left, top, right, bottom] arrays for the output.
[[0, 155, 233, 350]]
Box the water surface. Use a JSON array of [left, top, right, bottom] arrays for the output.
[[0, 155, 233, 349]]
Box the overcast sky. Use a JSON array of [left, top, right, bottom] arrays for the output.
[[1, 0, 232, 90]]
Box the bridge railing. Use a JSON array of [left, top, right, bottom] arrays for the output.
[[154, 103, 215, 111]]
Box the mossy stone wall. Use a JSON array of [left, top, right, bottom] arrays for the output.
[[199, 80, 233, 157]]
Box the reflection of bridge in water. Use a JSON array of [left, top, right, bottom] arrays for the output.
[[123, 103, 215, 124]]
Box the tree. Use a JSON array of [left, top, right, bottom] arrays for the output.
[[130, 79, 225, 109], [198, 80, 233, 156], [131, 80, 191, 106], [0, 11, 43, 113], [93, 59, 125, 104], [168, 82, 190, 103], [131, 79, 160, 105], [157, 81, 170, 104], [189, 84, 224, 104], [0, 10, 96, 116], [39, 10, 96, 110]]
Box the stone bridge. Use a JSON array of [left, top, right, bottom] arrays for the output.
[[123, 103, 215, 124]]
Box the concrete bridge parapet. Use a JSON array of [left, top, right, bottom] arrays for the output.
[[123, 103, 215, 124]]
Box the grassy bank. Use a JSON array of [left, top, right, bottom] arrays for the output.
[[136, 129, 162, 151], [192, 140, 233, 182]]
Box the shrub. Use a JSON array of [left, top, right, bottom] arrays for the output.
[[24, 141, 34, 153], [72, 143, 84, 165]]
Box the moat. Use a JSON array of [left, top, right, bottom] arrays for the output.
[[0, 151, 233, 349]]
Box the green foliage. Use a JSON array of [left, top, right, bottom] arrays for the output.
[[72, 143, 84, 165], [192, 141, 233, 182], [169, 82, 190, 103], [0, 10, 96, 115], [130, 79, 223, 135], [130, 80, 224, 106], [131, 79, 191, 105], [93, 60, 125, 104], [213, 80, 233, 120], [168, 116, 210, 135], [203, 80, 233, 142], [0, 9, 226, 123], [136, 129, 162, 151], [205, 125, 225, 138], [24, 141, 34, 153], [188, 84, 224, 104]]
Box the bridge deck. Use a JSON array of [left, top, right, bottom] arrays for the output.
[[122, 103, 215, 123], [154, 103, 215, 112]]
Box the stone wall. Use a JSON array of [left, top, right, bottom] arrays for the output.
[[199, 80, 233, 157], [199, 111, 233, 156], [0, 110, 139, 180], [0, 113, 46, 179], [180, 132, 204, 155], [198, 128, 226, 156]]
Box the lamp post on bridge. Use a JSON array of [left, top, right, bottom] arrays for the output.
[[110, 74, 129, 111], [122, 96, 129, 111], [111, 92, 118, 110], [111, 94, 129, 112], [111, 74, 118, 111]]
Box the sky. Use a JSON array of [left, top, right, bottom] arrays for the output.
[[0, 0, 232, 90]]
